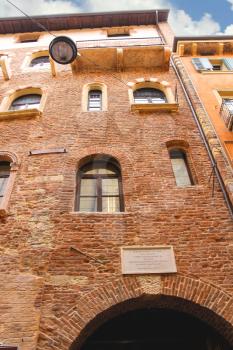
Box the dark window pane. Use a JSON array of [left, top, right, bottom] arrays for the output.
[[212, 64, 221, 71], [134, 88, 167, 104], [20, 39, 38, 43], [170, 150, 192, 187], [30, 56, 50, 67], [108, 33, 130, 37], [10, 94, 41, 111]]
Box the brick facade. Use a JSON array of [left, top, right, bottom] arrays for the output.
[[0, 11, 232, 350]]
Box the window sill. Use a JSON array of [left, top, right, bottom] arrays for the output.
[[172, 184, 205, 189], [0, 108, 42, 121], [83, 110, 107, 113], [23, 66, 50, 72], [201, 71, 233, 74], [70, 211, 129, 215], [131, 103, 179, 112]]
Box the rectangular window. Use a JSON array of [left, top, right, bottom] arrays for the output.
[[170, 150, 193, 187], [17, 34, 40, 43], [220, 97, 233, 131], [88, 90, 102, 111], [0, 177, 9, 199], [107, 28, 130, 38], [192, 58, 233, 72], [0, 161, 10, 204]]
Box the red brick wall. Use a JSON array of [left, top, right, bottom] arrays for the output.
[[0, 40, 232, 350]]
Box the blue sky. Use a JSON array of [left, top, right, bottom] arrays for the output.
[[171, 0, 232, 30], [1, 0, 233, 35]]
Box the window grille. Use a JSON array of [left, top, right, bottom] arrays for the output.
[[88, 90, 102, 111]]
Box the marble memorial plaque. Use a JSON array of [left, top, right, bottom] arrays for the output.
[[121, 246, 177, 274]]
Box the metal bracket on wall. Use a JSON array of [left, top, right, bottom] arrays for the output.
[[70, 246, 105, 264]]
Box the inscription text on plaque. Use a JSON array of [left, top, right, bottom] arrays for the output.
[[121, 246, 177, 274]]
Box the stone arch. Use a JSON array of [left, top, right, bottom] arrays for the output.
[[82, 82, 108, 112], [0, 150, 20, 215], [0, 85, 47, 113], [21, 49, 56, 76], [73, 146, 135, 172], [70, 146, 137, 210], [36, 275, 233, 350], [0, 150, 20, 168], [127, 77, 176, 105]]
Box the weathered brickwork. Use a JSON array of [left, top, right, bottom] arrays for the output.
[[0, 14, 232, 350]]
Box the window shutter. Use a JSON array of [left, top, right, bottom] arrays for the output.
[[223, 58, 233, 71], [192, 58, 213, 71]]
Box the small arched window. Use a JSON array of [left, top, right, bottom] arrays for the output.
[[169, 149, 193, 187], [0, 161, 10, 204], [88, 89, 102, 111], [30, 56, 50, 67], [134, 88, 167, 104], [10, 94, 41, 111], [76, 157, 124, 212]]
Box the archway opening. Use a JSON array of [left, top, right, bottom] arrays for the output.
[[80, 308, 231, 350]]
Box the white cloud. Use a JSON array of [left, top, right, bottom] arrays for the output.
[[84, 0, 168, 12], [227, 0, 233, 10], [0, 0, 81, 17], [224, 24, 233, 34], [85, 0, 221, 35], [224, 1, 233, 33], [169, 11, 221, 35]]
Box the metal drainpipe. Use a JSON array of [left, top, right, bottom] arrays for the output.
[[170, 56, 233, 218]]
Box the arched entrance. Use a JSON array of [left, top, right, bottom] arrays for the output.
[[36, 276, 233, 350], [80, 307, 231, 350], [69, 294, 233, 350]]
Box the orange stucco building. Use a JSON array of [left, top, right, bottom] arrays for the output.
[[173, 36, 233, 164]]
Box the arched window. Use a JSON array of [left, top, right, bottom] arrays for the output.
[[9, 94, 41, 111], [30, 56, 50, 67], [76, 157, 124, 212], [133, 88, 167, 104], [88, 89, 102, 111], [169, 149, 193, 186], [0, 161, 10, 204]]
